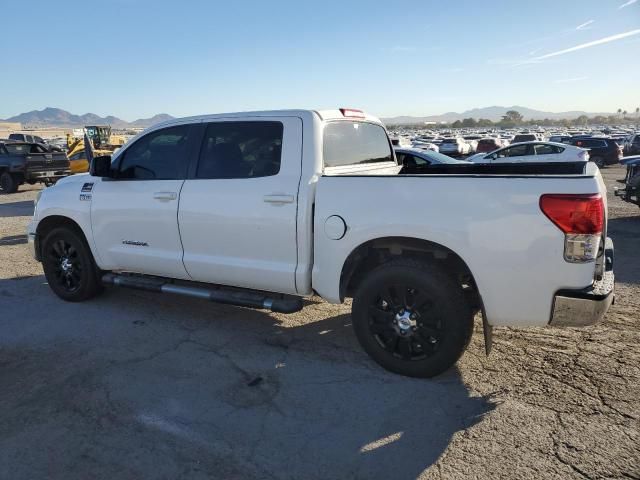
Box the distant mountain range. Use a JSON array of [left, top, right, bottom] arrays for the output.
[[1, 107, 175, 128], [382, 106, 614, 125], [3, 105, 617, 128]]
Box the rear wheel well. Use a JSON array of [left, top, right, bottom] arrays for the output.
[[35, 216, 87, 260], [340, 237, 481, 310]]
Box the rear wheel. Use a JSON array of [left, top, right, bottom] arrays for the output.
[[352, 259, 474, 378], [0, 172, 18, 193], [591, 156, 605, 168], [41, 227, 103, 302]]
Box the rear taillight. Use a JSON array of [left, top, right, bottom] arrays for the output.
[[540, 194, 604, 263]]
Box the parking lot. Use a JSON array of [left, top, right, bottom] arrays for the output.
[[0, 166, 638, 479]]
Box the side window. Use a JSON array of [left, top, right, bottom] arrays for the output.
[[30, 144, 47, 153], [398, 154, 427, 168], [196, 121, 283, 179], [412, 155, 429, 166], [69, 152, 85, 161], [500, 144, 529, 157], [26, 135, 34, 143], [534, 144, 563, 155], [117, 125, 191, 180]]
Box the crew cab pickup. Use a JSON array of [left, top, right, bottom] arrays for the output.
[[0, 141, 70, 193], [27, 109, 615, 377]]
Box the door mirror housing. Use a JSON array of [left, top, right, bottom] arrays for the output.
[[90, 155, 114, 178]]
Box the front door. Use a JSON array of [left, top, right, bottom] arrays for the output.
[[91, 123, 196, 279], [178, 117, 302, 294]]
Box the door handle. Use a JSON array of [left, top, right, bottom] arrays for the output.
[[153, 191, 178, 201], [263, 194, 294, 204]]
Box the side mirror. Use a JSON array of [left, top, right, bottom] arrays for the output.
[[90, 155, 113, 178]]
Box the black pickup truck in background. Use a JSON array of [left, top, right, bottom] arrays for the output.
[[8, 133, 64, 152], [0, 142, 70, 193]]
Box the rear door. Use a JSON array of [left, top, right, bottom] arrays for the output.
[[178, 117, 302, 294], [90, 123, 197, 279]]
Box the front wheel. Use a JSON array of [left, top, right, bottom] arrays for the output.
[[352, 259, 474, 378], [0, 172, 18, 193], [41, 227, 103, 302]]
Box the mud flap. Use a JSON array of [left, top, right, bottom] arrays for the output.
[[482, 311, 493, 355]]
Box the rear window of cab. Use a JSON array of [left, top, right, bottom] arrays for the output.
[[323, 121, 394, 168]]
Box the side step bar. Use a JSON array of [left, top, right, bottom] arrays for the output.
[[101, 273, 304, 314]]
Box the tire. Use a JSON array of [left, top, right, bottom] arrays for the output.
[[591, 156, 605, 168], [41, 227, 103, 302], [0, 172, 18, 194], [352, 259, 474, 378]]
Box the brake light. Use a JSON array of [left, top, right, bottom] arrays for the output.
[[340, 108, 365, 118], [540, 194, 604, 263]]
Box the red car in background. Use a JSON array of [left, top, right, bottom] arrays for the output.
[[476, 138, 505, 153]]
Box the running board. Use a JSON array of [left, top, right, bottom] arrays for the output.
[[101, 273, 303, 314]]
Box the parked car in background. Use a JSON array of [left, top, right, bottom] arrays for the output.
[[0, 141, 70, 193], [9, 133, 64, 152], [625, 134, 640, 155], [476, 138, 504, 153], [463, 136, 483, 154], [614, 156, 640, 207], [394, 148, 470, 170], [439, 137, 471, 156], [549, 135, 573, 144], [9, 133, 44, 144], [467, 142, 588, 164], [411, 141, 440, 152], [567, 137, 623, 167], [512, 133, 542, 143]]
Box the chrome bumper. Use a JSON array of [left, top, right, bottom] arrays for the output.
[[549, 239, 614, 327]]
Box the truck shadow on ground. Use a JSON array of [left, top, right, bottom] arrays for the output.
[[0, 275, 495, 480], [607, 216, 640, 285], [0, 200, 34, 218]]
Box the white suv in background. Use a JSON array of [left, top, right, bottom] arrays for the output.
[[439, 137, 471, 156]]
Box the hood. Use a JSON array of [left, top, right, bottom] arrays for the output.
[[54, 173, 91, 187]]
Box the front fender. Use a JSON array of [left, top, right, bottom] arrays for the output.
[[31, 175, 103, 267]]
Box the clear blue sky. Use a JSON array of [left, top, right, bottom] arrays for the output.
[[2, 0, 639, 120]]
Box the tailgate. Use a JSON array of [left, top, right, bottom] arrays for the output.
[[25, 153, 69, 172]]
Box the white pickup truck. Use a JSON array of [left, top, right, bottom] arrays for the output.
[[27, 109, 615, 377]]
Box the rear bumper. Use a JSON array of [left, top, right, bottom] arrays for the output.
[[25, 169, 70, 181], [549, 238, 614, 327]]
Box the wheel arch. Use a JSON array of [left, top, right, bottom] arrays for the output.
[[339, 236, 482, 311], [35, 215, 91, 262]]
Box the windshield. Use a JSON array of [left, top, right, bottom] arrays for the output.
[[323, 121, 393, 168]]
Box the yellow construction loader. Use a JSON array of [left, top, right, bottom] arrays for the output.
[[67, 125, 127, 174]]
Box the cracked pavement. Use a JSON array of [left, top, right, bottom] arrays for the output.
[[0, 166, 638, 479]]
